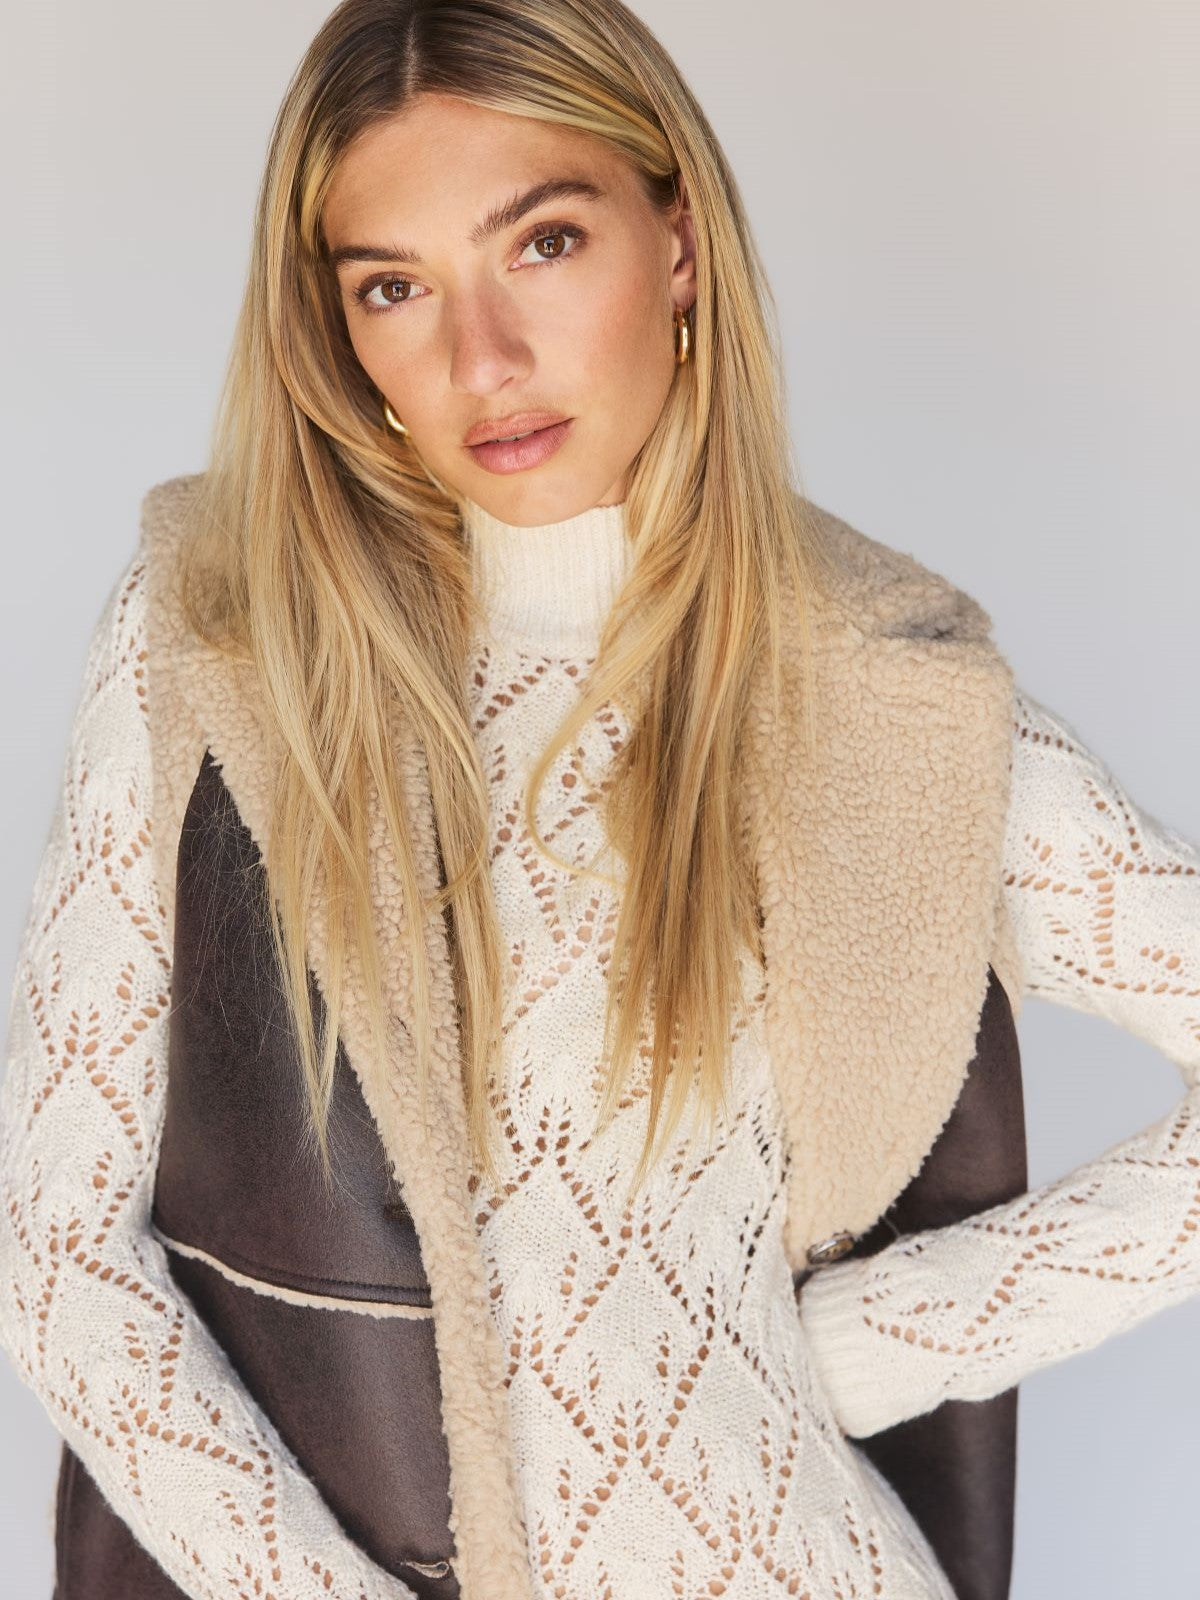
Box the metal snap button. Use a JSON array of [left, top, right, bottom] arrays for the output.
[[806, 1230, 854, 1266]]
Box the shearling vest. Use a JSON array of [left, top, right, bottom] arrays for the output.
[[51, 474, 1029, 1600]]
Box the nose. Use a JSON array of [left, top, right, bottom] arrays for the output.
[[447, 290, 535, 399]]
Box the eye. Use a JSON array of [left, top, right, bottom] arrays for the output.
[[514, 222, 587, 267], [349, 222, 587, 316], [351, 274, 428, 314]]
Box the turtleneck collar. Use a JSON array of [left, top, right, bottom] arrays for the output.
[[461, 495, 634, 656]]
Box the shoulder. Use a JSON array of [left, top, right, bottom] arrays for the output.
[[1006, 682, 1191, 852], [1005, 685, 1133, 834], [138, 470, 207, 561], [796, 494, 998, 646], [1010, 683, 1111, 774]]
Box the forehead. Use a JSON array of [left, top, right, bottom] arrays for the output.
[[322, 93, 633, 248]]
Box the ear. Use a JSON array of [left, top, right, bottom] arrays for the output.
[[667, 171, 698, 312]]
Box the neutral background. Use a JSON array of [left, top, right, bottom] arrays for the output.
[[3, 2, 1197, 1594]]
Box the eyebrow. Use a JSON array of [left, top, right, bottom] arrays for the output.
[[326, 176, 607, 271]]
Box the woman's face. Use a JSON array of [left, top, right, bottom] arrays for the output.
[[321, 93, 696, 525]]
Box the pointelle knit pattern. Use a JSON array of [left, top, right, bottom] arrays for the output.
[[0, 494, 1196, 1599], [462, 498, 953, 1594]]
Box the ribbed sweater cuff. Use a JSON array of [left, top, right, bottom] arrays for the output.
[[797, 1259, 942, 1440]]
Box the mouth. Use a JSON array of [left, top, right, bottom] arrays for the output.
[[463, 411, 570, 447], [465, 416, 574, 476]]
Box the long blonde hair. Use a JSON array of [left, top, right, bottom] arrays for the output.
[[177, 0, 835, 1201]]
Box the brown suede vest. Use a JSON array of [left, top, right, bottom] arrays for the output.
[[51, 742, 1028, 1600]]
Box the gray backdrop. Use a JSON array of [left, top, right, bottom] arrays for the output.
[[3, 2, 1197, 1594]]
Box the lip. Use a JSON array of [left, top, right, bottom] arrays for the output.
[[465, 417, 574, 475], [463, 410, 569, 447]]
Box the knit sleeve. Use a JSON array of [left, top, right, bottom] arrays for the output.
[[797, 683, 1200, 1440], [0, 548, 416, 1599]]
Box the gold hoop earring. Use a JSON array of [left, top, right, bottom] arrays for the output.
[[673, 304, 692, 366], [382, 396, 409, 438]]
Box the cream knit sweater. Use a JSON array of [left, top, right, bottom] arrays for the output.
[[1, 496, 1197, 1600]]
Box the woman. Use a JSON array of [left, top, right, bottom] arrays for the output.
[[2, 1, 1196, 1597]]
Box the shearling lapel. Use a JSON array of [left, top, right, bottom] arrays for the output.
[[743, 502, 1017, 1269], [139, 475, 537, 1600]]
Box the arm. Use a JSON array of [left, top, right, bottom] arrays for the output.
[[798, 683, 1200, 1439], [0, 547, 417, 1599]]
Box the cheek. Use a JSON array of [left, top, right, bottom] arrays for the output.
[[581, 260, 670, 395], [344, 317, 392, 392]]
